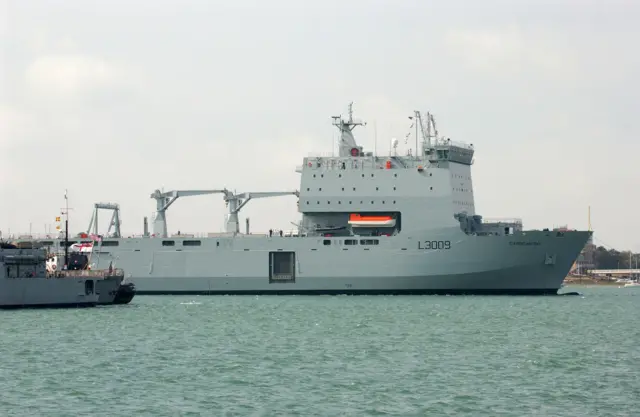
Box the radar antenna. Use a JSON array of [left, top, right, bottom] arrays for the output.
[[332, 101, 366, 157]]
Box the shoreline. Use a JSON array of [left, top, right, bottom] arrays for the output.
[[563, 276, 629, 286]]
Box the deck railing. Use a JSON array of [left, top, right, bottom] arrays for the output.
[[54, 268, 125, 278]]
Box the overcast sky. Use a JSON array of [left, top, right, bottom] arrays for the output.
[[1, 0, 638, 252]]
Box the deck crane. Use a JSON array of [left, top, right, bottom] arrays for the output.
[[150, 188, 299, 237], [86, 202, 122, 238]]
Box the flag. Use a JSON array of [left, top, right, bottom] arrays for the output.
[[55, 216, 61, 222]]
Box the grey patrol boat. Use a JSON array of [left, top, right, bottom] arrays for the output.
[[0, 241, 123, 308], [23, 104, 591, 295]]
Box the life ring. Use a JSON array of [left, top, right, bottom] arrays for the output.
[[52, 264, 57, 270]]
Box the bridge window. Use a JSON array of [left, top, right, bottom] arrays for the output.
[[102, 241, 119, 247], [323, 240, 331, 246], [344, 239, 357, 245], [162, 240, 175, 246], [183, 240, 201, 246], [360, 239, 379, 245]]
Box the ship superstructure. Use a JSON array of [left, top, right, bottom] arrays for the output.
[[9, 104, 592, 295]]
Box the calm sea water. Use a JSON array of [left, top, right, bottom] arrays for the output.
[[1, 285, 639, 417]]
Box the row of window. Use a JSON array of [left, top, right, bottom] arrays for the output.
[[162, 240, 203, 247], [312, 172, 434, 179], [306, 200, 397, 205], [308, 186, 398, 192], [306, 186, 434, 192], [453, 188, 471, 192], [323, 239, 380, 246], [454, 201, 474, 206], [43, 238, 385, 248], [451, 174, 471, 180]]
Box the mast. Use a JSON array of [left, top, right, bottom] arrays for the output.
[[332, 102, 366, 157], [63, 190, 69, 269]]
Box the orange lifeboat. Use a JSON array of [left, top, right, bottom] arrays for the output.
[[348, 214, 396, 227]]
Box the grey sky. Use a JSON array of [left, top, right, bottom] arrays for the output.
[[1, 0, 638, 251]]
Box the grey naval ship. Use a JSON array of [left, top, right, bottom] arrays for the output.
[[17, 104, 591, 295], [0, 241, 124, 308]]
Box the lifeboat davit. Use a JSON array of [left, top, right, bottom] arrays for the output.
[[348, 214, 396, 227]]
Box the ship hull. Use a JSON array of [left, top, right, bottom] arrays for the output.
[[0, 277, 100, 308], [95, 275, 124, 305], [64, 229, 591, 295]]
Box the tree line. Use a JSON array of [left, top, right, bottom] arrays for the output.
[[592, 246, 639, 270]]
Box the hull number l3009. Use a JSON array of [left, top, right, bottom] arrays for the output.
[[418, 241, 451, 250]]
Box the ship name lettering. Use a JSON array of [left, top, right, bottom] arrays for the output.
[[418, 241, 451, 250]]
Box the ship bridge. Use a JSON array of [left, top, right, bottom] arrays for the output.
[[296, 104, 477, 236]]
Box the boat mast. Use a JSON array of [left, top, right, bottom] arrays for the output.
[[63, 190, 69, 269]]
